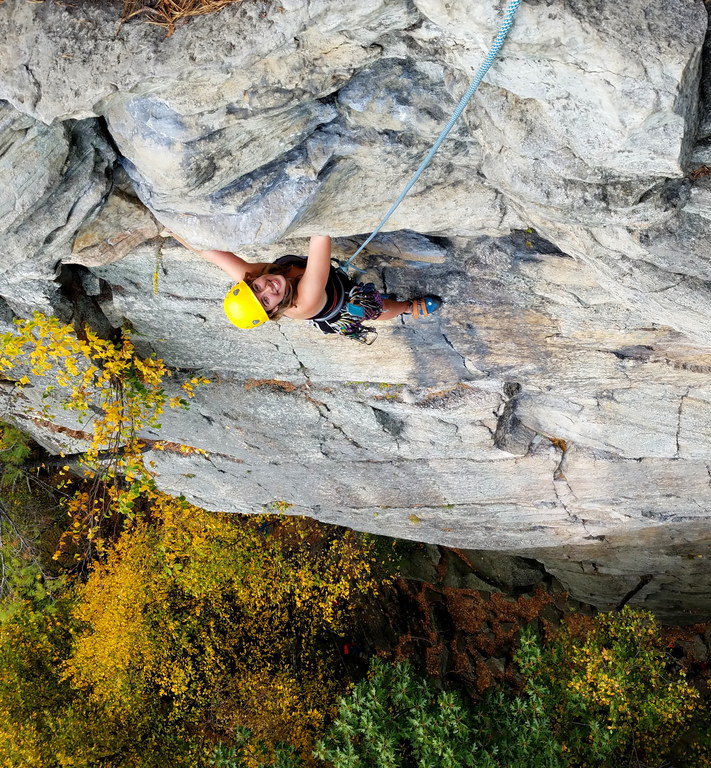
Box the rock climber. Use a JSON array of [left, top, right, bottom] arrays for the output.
[[165, 232, 441, 343]]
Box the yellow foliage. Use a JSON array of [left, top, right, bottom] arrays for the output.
[[0, 313, 210, 561], [65, 492, 384, 760], [68, 524, 166, 710], [538, 607, 702, 765]]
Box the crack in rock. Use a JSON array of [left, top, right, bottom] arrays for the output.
[[676, 389, 690, 457], [440, 331, 473, 374], [615, 574, 654, 610], [273, 324, 311, 383], [22, 64, 41, 111], [493, 382, 537, 456], [552, 440, 578, 520], [306, 392, 365, 452]]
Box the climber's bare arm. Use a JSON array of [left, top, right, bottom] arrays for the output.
[[198, 249, 264, 283], [165, 231, 268, 283], [285, 235, 332, 319]]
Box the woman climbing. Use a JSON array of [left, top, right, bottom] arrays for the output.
[[166, 232, 441, 343]]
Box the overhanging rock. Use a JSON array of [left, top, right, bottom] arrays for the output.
[[0, 0, 710, 620]]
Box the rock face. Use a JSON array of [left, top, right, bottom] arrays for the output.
[[1, 0, 711, 622]]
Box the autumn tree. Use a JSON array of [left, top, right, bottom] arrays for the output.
[[0, 486, 385, 766]]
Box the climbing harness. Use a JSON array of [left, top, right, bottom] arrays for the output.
[[340, 0, 522, 274]]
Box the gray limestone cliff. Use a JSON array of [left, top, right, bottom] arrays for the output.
[[1, 0, 711, 621]]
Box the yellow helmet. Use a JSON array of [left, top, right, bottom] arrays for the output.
[[223, 282, 269, 329]]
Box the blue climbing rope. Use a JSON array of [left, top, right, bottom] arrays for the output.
[[341, 0, 522, 273]]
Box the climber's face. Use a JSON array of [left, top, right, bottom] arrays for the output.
[[251, 274, 287, 312]]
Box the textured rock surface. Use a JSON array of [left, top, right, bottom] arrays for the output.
[[0, 101, 114, 318], [1, 0, 711, 621]]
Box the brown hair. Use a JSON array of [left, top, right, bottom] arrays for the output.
[[244, 263, 301, 320]]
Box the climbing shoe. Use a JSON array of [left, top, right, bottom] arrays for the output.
[[409, 296, 442, 318]]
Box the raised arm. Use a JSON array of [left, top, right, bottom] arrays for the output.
[[286, 235, 332, 319], [165, 231, 268, 284]]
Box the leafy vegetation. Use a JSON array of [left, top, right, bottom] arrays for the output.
[[527, 607, 704, 767], [0, 422, 61, 599], [1, 311, 209, 563], [69, 500, 383, 756], [210, 733, 304, 768], [315, 611, 708, 768], [0, 491, 385, 766], [314, 655, 564, 768]]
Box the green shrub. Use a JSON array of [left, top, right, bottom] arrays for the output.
[[314, 656, 564, 768], [315, 609, 705, 768], [314, 657, 473, 768], [469, 628, 565, 768], [0, 421, 32, 482], [0, 422, 74, 612]]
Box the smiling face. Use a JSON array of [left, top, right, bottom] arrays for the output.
[[250, 273, 287, 313]]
